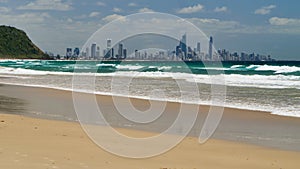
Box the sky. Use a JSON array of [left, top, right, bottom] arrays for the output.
[[0, 0, 299, 60]]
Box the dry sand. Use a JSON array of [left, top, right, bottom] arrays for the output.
[[1, 113, 300, 169]]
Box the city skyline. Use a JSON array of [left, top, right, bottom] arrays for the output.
[[0, 0, 299, 60], [61, 34, 274, 61]]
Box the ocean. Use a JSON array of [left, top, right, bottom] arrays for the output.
[[0, 60, 299, 118]]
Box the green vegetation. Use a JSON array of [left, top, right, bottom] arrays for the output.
[[0, 25, 49, 59]]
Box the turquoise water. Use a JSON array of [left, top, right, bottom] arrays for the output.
[[0, 60, 299, 118], [0, 60, 299, 76]]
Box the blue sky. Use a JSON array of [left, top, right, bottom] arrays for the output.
[[0, 0, 299, 60]]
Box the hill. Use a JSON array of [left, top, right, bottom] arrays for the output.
[[0, 25, 49, 59]]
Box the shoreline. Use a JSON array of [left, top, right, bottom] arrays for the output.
[[0, 81, 298, 119], [0, 83, 300, 152]]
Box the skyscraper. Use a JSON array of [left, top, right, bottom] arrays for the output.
[[123, 49, 127, 59], [96, 46, 100, 58], [180, 34, 187, 59], [73, 48, 80, 58], [66, 48, 72, 59], [176, 33, 187, 60], [209, 36, 213, 60], [91, 43, 96, 59], [106, 39, 112, 58], [118, 43, 123, 59], [85, 47, 89, 58], [197, 42, 201, 54], [107, 39, 112, 48]]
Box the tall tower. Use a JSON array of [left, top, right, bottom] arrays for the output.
[[86, 47, 89, 58], [181, 33, 187, 59], [209, 36, 213, 60], [106, 39, 112, 58], [118, 43, 123, 59], [107, 39, 112, 48], [197, 42, 201, 53], [177, 33, 187, 60], [73, 48, 80, 58], [91, 43, 96, 59], [66, 48, 72, 59], [96, 46, 100, 58]]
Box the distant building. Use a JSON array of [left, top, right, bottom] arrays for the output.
[[105, 39, 112, 58], [180, 34, 187, 59], [196, 42, 201, 54], [118, 43, 123, 59], [85, 47, 89, 58], [175, 33, 188, 60], [107, 39, 112, 48], [209, 36, 213, 60], [66, 48, 72, 59], [96, 46, 100, 59], [123, 49, 127, 59], [91, 43, 96, 59], [73, 48, 80, 58]]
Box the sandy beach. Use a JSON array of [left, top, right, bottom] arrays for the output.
[[1, 113, 300, 169], [0, 83, 300, 168]]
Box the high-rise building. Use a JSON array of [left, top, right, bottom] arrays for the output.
[[85, 47, 89, 58], [175, 34, 188, 60], [209, 36, 213, 60], [107, 39, 112, 48], [66, 48, 72, 59], [73, 48, 80, 58], [123, 49, 127, 59], [96, 46, 100, 58], [106, 39, 112, 58], [118, 43, 123, 59], [180, 34, 187, 59], [197, 42, 201, 54], [91, 43, 96, 59]]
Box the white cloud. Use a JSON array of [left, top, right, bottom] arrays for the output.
[[0, 12, 50, 25], [177, 4, 204, 14], [269, 17, 300, 26], [214, 6, 228, 13], [18, 0, 72, 11], [138, 7, 154, 13], [255, 5, 276, 15], [96, 2, 106, 6], [0, 7, 10, 13], [66, 18, 73, 23], [188, 18, 239, 28], [102, 14, 125, 22], [112, 7, 122, 13], [89, 12, 100, 18], [128, 3, 137, 7], [186, 17, 246, 34]]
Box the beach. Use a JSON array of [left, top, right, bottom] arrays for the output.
[[0, 83, 300, 168]]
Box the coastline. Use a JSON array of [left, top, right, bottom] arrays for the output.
[[0, 83, 300, 152]]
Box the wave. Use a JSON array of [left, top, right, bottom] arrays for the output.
[[229, 64, 300, 74], [190, 74, 300, 89], [1, 66, 300, 89], [116, 65, 144, 70]]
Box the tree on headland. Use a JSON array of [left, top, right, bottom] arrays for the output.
[[0, 25, 50, 59]]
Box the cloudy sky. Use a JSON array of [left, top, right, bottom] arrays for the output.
[[0, 0, 299, 60]]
